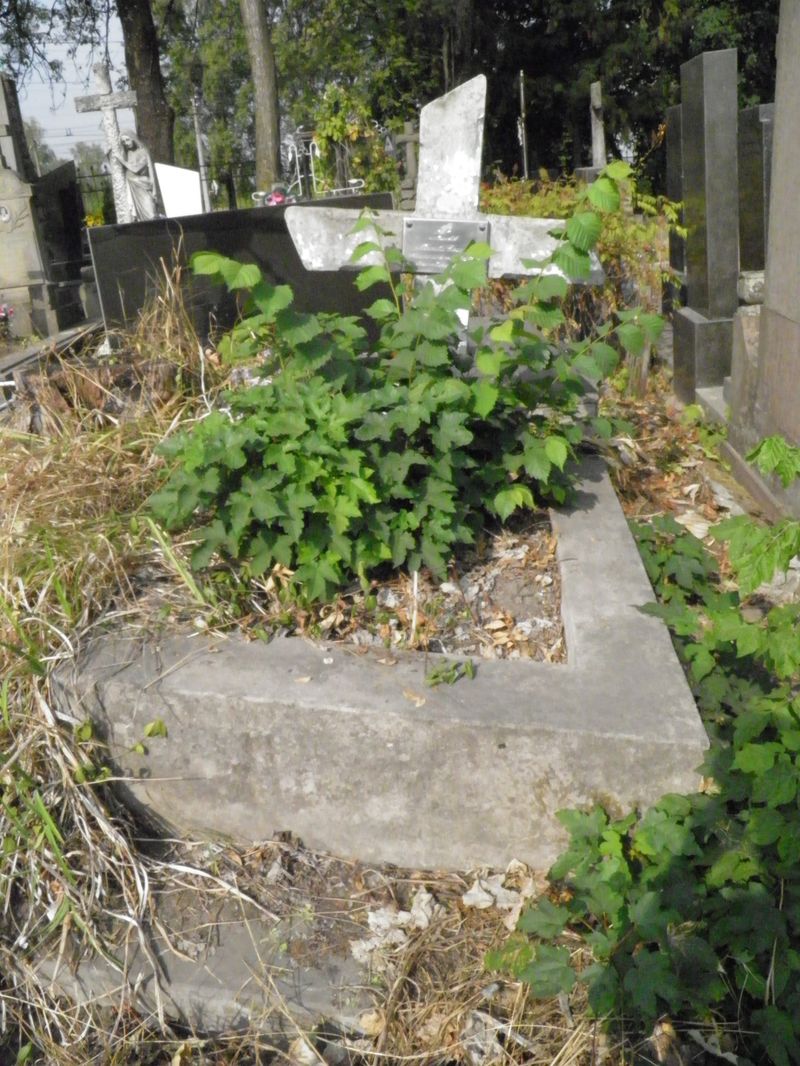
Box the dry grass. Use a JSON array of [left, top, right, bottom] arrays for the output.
[[0, 276, 629, 1065]]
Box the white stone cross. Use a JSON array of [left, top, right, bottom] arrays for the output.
[[285, 75, 602, 287], [75, 65, 138, 224]]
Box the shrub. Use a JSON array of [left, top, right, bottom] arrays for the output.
[[488, 437, 800, 1066], [150, 164, 657, 602]]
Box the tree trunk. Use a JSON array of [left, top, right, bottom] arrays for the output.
[[116, 0, 174, 164], [239, 0, 280, 190]]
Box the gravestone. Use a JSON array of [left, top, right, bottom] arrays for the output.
[[672, 49, 739, 401], [395, 120, 419, 211], [0, 76, 87, 336], [155, 162, 203, 217], [87, 192, 394, 337], [575, 82, 606, 184], [0, 73, 35, 179], [738, 103, 774, 272], [727, 0, 800, 514], [590, 82, 606, 169], [286, 76, 602, 287]]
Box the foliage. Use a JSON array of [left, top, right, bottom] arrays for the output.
[[155, 0, 254, 203], [149, 166, 654, 603], [311, 83, 398, 193], [488, 452, 800, 1065], [481, 169, 679, 345], [272, 0, 452, 131], [2, 0, 780, 186]]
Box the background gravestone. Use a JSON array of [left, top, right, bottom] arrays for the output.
[[672, 48, 739, 402], [734, 0, 800, 512], [738, 103, 774, 272], [724, 0, 799, 516], [0, 76, 88, 336]]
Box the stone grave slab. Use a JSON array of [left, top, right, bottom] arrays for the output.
[[36, 890, 370, 1039], [56, 456, 707, 872], [86, 192, 394, 336], [286, 76, 603, 286]]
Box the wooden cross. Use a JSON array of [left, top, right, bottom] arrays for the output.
[[285, 76, 602, 290], [75, 65, 138, 224]]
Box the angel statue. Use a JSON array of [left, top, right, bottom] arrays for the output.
[[110, 132, 160, 221]]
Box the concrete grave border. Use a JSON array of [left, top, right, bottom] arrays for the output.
[[56, 456, 708, 871]]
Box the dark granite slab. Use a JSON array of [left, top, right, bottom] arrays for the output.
[[680, 49, 739, 319], [87, 193, 394, 339], [738, 103, 774, 272]]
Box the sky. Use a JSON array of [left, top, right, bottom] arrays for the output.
[[15, 34, 134, 158]]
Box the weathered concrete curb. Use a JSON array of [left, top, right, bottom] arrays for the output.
[[56, 456, 707, 870], [35, 892, 371, 1038]]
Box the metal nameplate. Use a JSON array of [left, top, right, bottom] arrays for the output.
[[402, 217, 490, 274]]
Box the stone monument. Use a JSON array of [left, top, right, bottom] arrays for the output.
[[285, 76, 602, 290], [728, 0, 800, 514], [672, 48, 739, 401], [0, 75, 87, 336], [75, 66, 161, 223], [575, 81, 607, 184], [738, 103, 774, 273]]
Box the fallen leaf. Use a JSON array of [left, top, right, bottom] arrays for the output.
[[403, 689, 426, 707], [358, 1009, 385, 1038], [674, 510, 710, 539], [287, 1036, 318, 1066]]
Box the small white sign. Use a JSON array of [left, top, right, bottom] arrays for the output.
[[154, 163, 204, 218]]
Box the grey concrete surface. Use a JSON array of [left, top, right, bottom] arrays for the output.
[[36, 891, 371, 1038], [56, 456, 707, 872]]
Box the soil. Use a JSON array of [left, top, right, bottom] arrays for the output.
[[332, 517, 565, 663]]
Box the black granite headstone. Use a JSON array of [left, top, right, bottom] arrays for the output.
[[673, 49, 740, 401], [680, 48, 739, 319], [87, 192, 394, 339], [738, 103, 774, 272]]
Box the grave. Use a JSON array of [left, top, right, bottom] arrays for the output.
[[154, 162, 204, 217], [672, 49, 740, 402], [75, 65, 145, 225], [87, 192, 394, 338], [286, 76, 603, 288], [725, 0, 800, 515], [0, 75, 88, 336], [738, 103, 774, 273], [669, 50, 778, 411], [57, 77, 707, 873], [575, 81, 607, 184]]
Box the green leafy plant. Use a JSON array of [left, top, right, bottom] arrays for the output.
[[425, 657, 475, 687], [481, 166, 682, 333], [488, 444, 800, 1066], [150, 164, 651, 604]]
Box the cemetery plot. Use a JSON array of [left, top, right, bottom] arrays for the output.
[[57, 454, 707, 872]]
